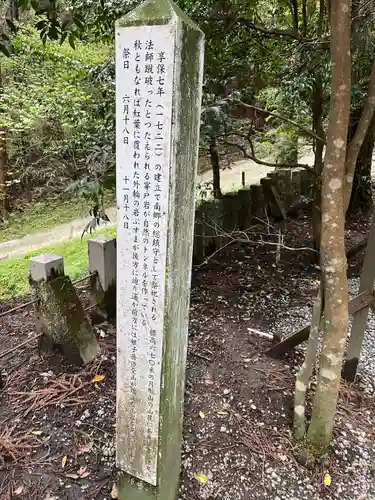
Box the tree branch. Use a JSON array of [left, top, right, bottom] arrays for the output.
[[221, 135, 314, 174], [233, 100, 326, 145], [344, 60, 375, 213], [193, 16, 306, 41]]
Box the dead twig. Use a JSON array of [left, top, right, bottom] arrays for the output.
[[0, 299, 38, 318], [72, 272, 97, 286], [189, 350, 213, 362], [8, 371, 91, 417], [0, 426, 43, 463], [0, 334, 42, 360]]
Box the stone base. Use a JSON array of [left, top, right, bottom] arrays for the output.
[[33, 275, 100, 365]]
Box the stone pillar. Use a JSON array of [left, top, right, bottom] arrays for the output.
[[29, 254, 100, 366], [29, 253, 64, 282], [88, 236, 116, 319], [115, 0, 204, 498]]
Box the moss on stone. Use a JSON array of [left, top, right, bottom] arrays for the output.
[[32, 275, 100, 365], [89, 274, 116, 319]]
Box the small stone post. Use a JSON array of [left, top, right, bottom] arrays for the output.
[[29, 254, 100, 366], [88, 236, 116, 319], [115, 0, 204, 498]]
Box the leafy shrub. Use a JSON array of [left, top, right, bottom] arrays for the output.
[[1, 27, 111, 206]]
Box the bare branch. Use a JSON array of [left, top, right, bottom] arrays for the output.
[[234, 100, 326, 145], [195, 221, 318, 264], [193, 15, 326, 43], [221, 136, 315, 174], [194, 240, 235, 268]]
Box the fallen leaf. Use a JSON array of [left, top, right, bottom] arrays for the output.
[[111, 483, 119, 499], [323, 473, 332, 486], [31, 430, 43, 436], [91, 375, 105, 383], [65, 473, 79, 480], [14, 486, 24, 496], [199, 411, 205, 419], [61, 455, 67, 468], [77, 466, 90, 478], [217, 411, 229, 415], [194, 473, 209, 485]]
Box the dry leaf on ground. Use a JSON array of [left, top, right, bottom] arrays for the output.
[[111, 483, 119, 498], [13, 486, 24, 496]]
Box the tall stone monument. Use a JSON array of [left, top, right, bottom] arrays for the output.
[[115, 0, 204, 498]]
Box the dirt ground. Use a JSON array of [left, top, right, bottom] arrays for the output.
[[0, 208, 374, 500]]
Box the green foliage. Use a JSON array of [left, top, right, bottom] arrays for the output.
[[1, 0, 374, 218], [200, 94, 229, 145], [1, 28, 111, 205]]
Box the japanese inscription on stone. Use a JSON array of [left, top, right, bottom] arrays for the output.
[[116, 24, 175, 486]]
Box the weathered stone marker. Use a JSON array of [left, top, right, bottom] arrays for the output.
[[115, 0, 204, 497], [29, 254, 100, 365]]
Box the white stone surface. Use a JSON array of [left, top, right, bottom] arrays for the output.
[[115, 23, 175, 485], [88, 236, 116, 291], [29, 254, 64, 282]]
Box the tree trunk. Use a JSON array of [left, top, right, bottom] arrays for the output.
[[210, 139, 222, 199], [306, 0, 350, 457], [0, 61, 7, 220], [9, 0, 19, 21], [344, 61, 375, 212], [0, 126, 7, 220], [348, 111, 375, 212], [310, 0, 326, 251], [0, 2, 19, 220], [311, 73, 325, 251]]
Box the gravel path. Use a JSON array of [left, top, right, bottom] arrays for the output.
[[0, 206, 117, 260]]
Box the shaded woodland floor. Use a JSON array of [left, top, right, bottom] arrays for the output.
[[0, 208, 374, 500]]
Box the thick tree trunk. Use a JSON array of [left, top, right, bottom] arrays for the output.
[[210, 139, 222, 199], [306, 0, 351, 457]]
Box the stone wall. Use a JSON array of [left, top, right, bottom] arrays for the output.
[[193, 167, 313, 263]]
